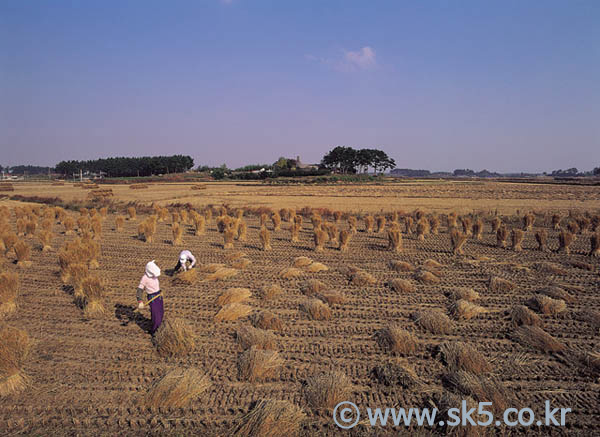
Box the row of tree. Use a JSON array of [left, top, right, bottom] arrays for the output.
[[55, 155, 194, 178], [320, 146, 396, 174], [0, 165, 54, 175]]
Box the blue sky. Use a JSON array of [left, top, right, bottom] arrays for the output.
[[1, 0, 599, 172]]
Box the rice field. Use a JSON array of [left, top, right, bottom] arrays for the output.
[[0, 180, 599, 436]]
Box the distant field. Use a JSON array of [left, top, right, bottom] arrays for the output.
[[6, 179, 600, 214]]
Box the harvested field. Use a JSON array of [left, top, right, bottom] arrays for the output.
[[0, 181, 599, 435]]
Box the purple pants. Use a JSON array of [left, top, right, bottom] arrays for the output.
[[149, 294, 164, 334]]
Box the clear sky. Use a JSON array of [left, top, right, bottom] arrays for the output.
[[1, 0, 599, 172]]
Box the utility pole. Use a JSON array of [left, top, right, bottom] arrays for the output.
[[80, 169, 83, 182]]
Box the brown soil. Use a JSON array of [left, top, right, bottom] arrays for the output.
[[0, 184, 599, 436]]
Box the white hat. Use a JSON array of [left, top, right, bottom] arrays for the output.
[[145, 260, 161, 278], [180, 254, 187, 263]]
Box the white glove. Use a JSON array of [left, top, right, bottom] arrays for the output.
[[138, 302, 144, 309]]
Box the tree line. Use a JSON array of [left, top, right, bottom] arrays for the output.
[[0, 165, 54, 175], [320, 146, 396, 174], [55, 155, 194, 178]]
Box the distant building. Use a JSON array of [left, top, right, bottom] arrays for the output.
[[295, 156, 319, 170]]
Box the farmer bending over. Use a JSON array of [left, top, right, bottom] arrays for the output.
[[174, 249, 196, 273], [137, 260, 164, 335]]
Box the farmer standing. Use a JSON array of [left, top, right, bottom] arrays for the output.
[[137, 260, 164, 335], [173, 249, 197, 273]]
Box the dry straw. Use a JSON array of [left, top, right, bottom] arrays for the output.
[[448, 299, 487, 320], [319, 291, 347, 305], [512, 325, 565, 353], [526, 295, 566, 315], [445, 288, 479, 302], [2, 234, 18, 257], [193, 212, 206, 236], [260, 284, 283, 299], [115, 215, 125, 232], [472, 218, 483, 240], [446, 213, 456, 231], [231, 257, 251, 269], [364, 215, 374, 233], [304, 370, 351, 410], [450, 229, 467, 255], [489, 276, 514, 292], [25, 219, 37, 236], [523, 213, 534, 231], [63, 216, 75, 235], [172, 222, 183, 245], [566, 220, 579, 234], [374, 325, 418, 354], [290, 222, 300, 243], [67, 263, 89, 297], [300, 279, 327, 295], [372, 358, 419, 388], [423, 259, 443, 275], [304, 261, 328, 273], [0, 326, 32, 397], [223, 228, 235, 249], [348, 216, 357, 233], [439, 341, 492, 374], [217, 287, 252, 306], [214, 302, 253, 322], [0, 272, 19, 318], [590, 233, 600, 257], [313, 229, 327, 252], [389, 260, 414, 272], [387, 229, 402, 252], [279, 267, 303, 279], [338, 229, 350, 251], [145, 368, 210, 408], [233, 399, 305, 437], [153, 318, 196, 357], [18, 219, 31, 236], [376, 215, 386, 233], [293, 256, 312, 267], [416, 218, 429, 241], [347, 267, 376, 286], [172, 268, 197, 285], [251, 311, 284, 332], [461, 217, 472, 236], [538, 286, 575, 304], [511, 229, 524, 252], [300, 298, 332, 320], [39, 230, 53, 252], [81, 276, 106, 317], [237, 346, 283, 382], [236, 325, 277, 350], [414, 269, 440, 284], [127, 206, 136, 220], [411, 309, 454, 334], [496, 225, 508, 248], [138, 218, 156, 243], [14, 241, 31, 267], [324, 223, 339, 244], [552, 214, 561, 230], [442, 371, 511, 414], [509, 305, 543, 328], [260, 226, 272, 251], [389, 278, 415, 293], [272, 212, 281, 231], [535, 229, 548, 251]]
